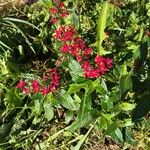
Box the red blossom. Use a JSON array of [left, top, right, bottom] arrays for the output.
[[32, 80, 39, 93], [50, 17, 57, 24], [59, 2, 65, 8], [95, 55, 104, 65], [50, 7, 59, 14], [49, 85, 56, 92], [23, 87, 30, 94], [60, 43, 70, 53], [16, 80, 26, 89], [76, 56, 82, 62], [105, 58, 113, 69], [49, 2, 113, 80], [84, 48, 92, 57], [40, 87, 49, 95], [61, 11, 69, 18], [55, 0, 60, 3], [54, 25, 75, 42]]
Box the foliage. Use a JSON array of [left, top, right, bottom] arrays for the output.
[[0, 0, 150, 149]]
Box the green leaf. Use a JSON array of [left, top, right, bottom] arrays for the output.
[[68, 59, 84, 82], [40, 0, 52, 8], [44, 103, 54, 121], [0, 41, 13, 51], [71, 125, 94, 150], [4, 89, 22, 108], [106, 123, 118, 133], [67, 83, 85, 95], [65, 110, 74, 124], [34, 99, 42, 115], [5, 20, 35, 53], [69, 110, 96, 131], [46, 93, 61, 108], [32, 94, 43, 115], [119, 73, 132, 94], [108, 128, 123, 143], [71, 8, 79, 30], [69, 84, 99, 131], [125, 129, 137, 146], [59, 90, 78, 111], [97, 1, 109, 55], [3, 17, 40, 31], [119, 103, 135, 111], [101, 95, 113, 111], [98, 116, 107, 130]]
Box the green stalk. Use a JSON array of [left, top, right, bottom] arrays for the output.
[[97, 1, 109, 55]]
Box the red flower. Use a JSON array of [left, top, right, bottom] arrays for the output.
[[40, 87, 49, 95], [59, 2, 65, 8], [32, 80, 39, 93], [61, 11, 69, 18], [71, 48, 78, 56], [60, 43, 70, 53], [55, 0, 60, 3], [16, 80, 26, 89], [23, 87, 30, 94], [84, 48, 92, 57], [74, 37, 86, 49], [105, 58, 113, 69], [49, 85, 56, 92], [76, 56, 82, 62], [95, 55, 104, 66], [50, 17, 57, 24], [54, 25, 75, 42], [50, 7, 58, 14], [89, 69, 99, 78]]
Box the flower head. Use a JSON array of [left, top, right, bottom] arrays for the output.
[[16, 80, 26, 89]]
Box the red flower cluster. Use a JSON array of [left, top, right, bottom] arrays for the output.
[[50, 0, 69, 24], [16, 68, 60, 95], [82, 56, 112, 78], [53, 26, 93, 62], [52, 0, 112, 78], [54, 25, 76, 42]]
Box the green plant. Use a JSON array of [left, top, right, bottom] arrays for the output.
[[0, 0, 150, 150]]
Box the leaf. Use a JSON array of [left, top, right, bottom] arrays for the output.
[[108, 128, 123, 143], [3, 17, 40, 31], [40, 0, 52, 8], [106, 123, 118, 134], [44, 103, 54, 121], [69, 110, 95, 131], [67, 83, 85, 95], [65, 110, 74, 124], [97, 1, 109, 55], [59, 90, 78, 111], [46, 93, 61, 108], [34, 99, 42, 115], [98, 116, 107, 130], [71, 8, 79, 30], [4, 89, 22, 108], [5, 20, 35, 53], [125, 129, 137, 146], [71, 125, 94, 150], [119, 73, 132, 94], [119, 103, 135, 111], [32, 94, 43, 115], [69, 85, 99, 131], [68, 59, 84, 82], [0, 41, 13, 51]]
